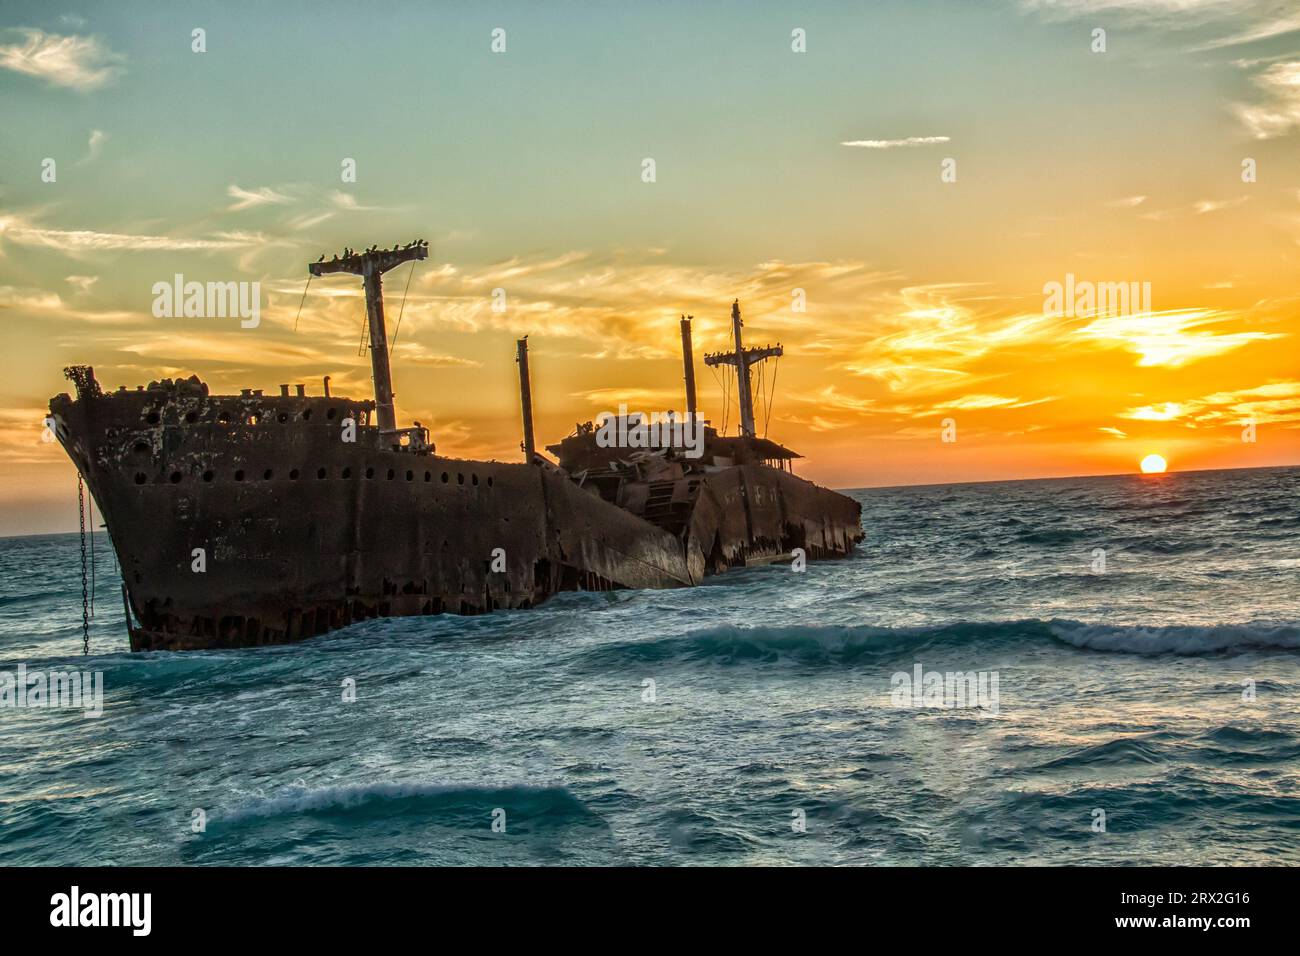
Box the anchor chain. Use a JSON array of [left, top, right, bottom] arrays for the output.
[[78, 473, 89, 655]]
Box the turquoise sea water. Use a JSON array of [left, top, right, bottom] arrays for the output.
[[1, 466, 1297, 865]]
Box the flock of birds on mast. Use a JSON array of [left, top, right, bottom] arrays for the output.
[[316, 239, 428, 263]]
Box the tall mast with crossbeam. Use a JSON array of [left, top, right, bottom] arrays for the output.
[[308, 240, 427, 433], [703, 300, 783, 438]]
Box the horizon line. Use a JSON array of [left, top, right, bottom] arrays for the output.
[[838, 461, 1299, 494]]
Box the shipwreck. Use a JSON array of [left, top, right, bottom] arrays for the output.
[[49, 240, 864, 651]]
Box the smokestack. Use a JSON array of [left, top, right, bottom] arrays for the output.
[[295, 384, 306, 398], [516, 338, 536, 464], [279, 384, 290, 397], [679, 315, 698, 424], [322, 375, 331, 398]]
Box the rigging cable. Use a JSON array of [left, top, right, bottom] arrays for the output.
[[763, 354, 780, 439], [708, 362, 728, 436], [292, 274, 313, 332], [389, 257, 418, 353]]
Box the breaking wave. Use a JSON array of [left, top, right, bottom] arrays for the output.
[[215, 781, 601, 827], [573, 618, 1300, 667], [1046, 619, 1300, 655]]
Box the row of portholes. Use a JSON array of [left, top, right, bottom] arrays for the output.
[[143, 407, 352, 427], [138, 468, 492, 487]]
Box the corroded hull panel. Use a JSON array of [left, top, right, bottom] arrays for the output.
[[50, 381, 691, 651], [684, 465, 864, 574]]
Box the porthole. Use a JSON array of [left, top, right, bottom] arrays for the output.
[[146, 411, 160, 425], [486, 476, 494, 488], [317, 467, 327, 479], [134, 473, 146, 485], [365, 467, 374, 479], [132, 441, 149, 456], [278, 413, 288, 424], [423, 471, 431, 482], [457, 473, 464, 485], [441, 472, 449, 483], [169, 472, 182, 483], [326, 407, 337, 420], [289, 469, 300, 480], [202, 470, 214, 482], [471, 473, 479, 486], [406, 470, 414, 481], [234, 470, 245, 482], [302, 409, 313, 421], [184, 411, 197, 424], [387, 469, 395, 480], [342, 467, 352, 479], [263, 469, 274, 480]]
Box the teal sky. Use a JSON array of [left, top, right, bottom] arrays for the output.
[[4, 0, 1277, 269], [2, 1, 1298, 534]]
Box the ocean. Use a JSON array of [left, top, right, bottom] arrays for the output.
[[1, 465, 1297, 866]]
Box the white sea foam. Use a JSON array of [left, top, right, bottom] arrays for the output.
[[1047, 619, 1300, 655], [218, 780, 580, 824]]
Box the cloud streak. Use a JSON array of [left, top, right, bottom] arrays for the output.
[[227, 184, 294, 212], [0, 29, 123, 91], [1235, 61, 1300, 140], [841, 136, 950, 149], [0, 212, 269, 253]]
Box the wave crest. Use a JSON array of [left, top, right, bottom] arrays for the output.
[[573, 618, 1300, 668]]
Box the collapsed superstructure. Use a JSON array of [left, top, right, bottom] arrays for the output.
[[48, 241, 863, 651]]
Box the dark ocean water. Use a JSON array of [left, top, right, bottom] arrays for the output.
[[1, 466, 1297, 866]]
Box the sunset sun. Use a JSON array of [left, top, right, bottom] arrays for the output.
[[1140, 454, 1168, 474]]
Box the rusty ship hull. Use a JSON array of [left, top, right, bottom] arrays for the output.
[[50, 371, 862, 652]]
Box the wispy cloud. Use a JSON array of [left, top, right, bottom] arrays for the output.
[[330, 191, 385, 212], [1120, 382, 1300, 427], [1077, 308, 1282, 367], [841, 136, 950, 149], [1193, 196, 1249, 214], [64, 275, 98, 294], [1235, 61, 1300, 139], [0, 212, 271, 254], [227, 184, 294, 212], [1106, 195, 1147, 208], [286, 211, 335, 231], [0, 283, 136, 324], [0, 29, 123, 91], [933, 394, 1057, 411], [569, 387, 680, 409], [1191, 12, 1300, 51], [75, 129, 106, 166], [1120, 402, 1183, 422]]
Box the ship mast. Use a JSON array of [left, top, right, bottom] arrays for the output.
[[680, 315, 698, 424], [308, 240, 427, 434], [703, 300, 782, 438], [516, 337, 537, 464]]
